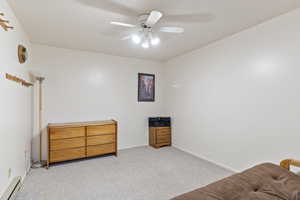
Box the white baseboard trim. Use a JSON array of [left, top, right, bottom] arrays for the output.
[[118, 144, 147, 151], [173, 144, 237, 173], [20, 165, 31, 194], [22, 168, 30, 182]]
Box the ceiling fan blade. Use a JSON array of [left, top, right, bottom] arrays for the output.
[[145, 10, 163, 26], [110, 21, 136, 28], [121, 35, 131, 40], [159, 27, 184, 33], [164, 13, 215, 23]]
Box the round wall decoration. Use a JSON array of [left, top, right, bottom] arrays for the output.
[[18, 45, 28, 64]]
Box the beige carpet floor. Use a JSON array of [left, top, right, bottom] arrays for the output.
[[16, 146, 233, 200]]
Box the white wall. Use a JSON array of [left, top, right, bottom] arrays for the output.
[[165, 8, 300, 172], [30, 44, 165, 161], [0, 0, 32, 196]]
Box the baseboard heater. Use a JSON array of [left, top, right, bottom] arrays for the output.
[[0, 176, 22, 200]]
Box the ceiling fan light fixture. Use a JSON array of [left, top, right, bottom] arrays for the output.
[[141, 40, 150, 49], [131, 34, 141, 44], [110, 10, 185, 49], [151, 37, 160, 46]]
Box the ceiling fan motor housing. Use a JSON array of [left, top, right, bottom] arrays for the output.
[[138, 13, 152, 28]]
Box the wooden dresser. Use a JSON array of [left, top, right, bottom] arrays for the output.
[[149, 127, 171, 148], [47, 120, 117, 168]]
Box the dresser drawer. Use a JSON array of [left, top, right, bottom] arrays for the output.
[[87, 134, 115, 146], [156, 134, 171, 144], [49, 127, 85, 140], [156, 128, 171, 136], [87, 143, 115, 157], [87, 124, 115, 136], [50, 137, 85, 151], [49, 147, 85, 163]]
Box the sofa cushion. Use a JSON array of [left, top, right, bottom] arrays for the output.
[[172, 163, 300, 200]]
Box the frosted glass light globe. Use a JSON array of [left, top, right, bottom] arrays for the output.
[[142, 40, 150, 49], [151, 37, 160, 46], [131, 34, 141, 44]]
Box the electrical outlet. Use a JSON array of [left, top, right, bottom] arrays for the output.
[[8, 168, 11, 178]]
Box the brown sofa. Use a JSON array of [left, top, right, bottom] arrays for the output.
[[172, 160, 300, 200]]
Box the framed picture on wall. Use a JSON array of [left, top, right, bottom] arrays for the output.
[[138, 73, 155, 102]]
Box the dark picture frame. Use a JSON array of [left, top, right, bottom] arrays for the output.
[[138, 73, 155, 102]]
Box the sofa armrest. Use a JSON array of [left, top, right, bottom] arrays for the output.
[[280, 159, 300, 170]]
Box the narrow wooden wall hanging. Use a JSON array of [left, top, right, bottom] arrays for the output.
[[5, 73, 33, 87], [0, 12, 14, 31]]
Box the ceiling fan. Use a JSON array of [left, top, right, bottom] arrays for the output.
[[110, 10, 184, 48]]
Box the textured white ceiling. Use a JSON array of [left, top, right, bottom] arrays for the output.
[[8, 0, 300, 61]]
